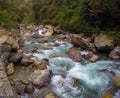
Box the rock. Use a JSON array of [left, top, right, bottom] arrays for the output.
[[31, 33, 42, 38], [72, 78, 80, 87], [109, 46, 120, 59], [45, 25, 53, 29], [102, 94, 112, 98], [9, 52, 23, 63], [113, 75, 120, 87], [14, 80, 26, 95], [0, 35, 9, 44], [85, 52, 99, 62], [71, 34, 96, 52], [6, 63, 14, 75], [68, 47, 82, 62], [44, 29, 54, 36], [30, 69, 51, 86], [43, 92, 57, 98], [21, 57, 34, 66], [34, 61, 47, 70], [25, 83, 34, 94], [41, 58, 49, 66], [0, 62, 14, 97], [94, 33, 114, 50]]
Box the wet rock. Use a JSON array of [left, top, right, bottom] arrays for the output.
[[43, 92, 57, 98], [30, 69, 51, 86], [9, 52, 23, 63], [14, 80, 26, 95], [41, 58, 49, 66], [72, 78, 80, 87], [31, 33, 42, 38], [6, 63, 14, 75], [21, 57, 34, 66], [109, 46, 120, 59], [25, 83, 34, 94], [85, 52, 99, 62], [34, 61, 47, 70], [68, 47, 82, 62], [94, 33, 114, 50]]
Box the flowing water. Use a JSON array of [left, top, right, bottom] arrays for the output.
[[21, 29, 120, 98]]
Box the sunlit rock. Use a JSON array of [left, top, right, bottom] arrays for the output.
[[30, 69, 51, 86], [94, 33, 114, 50]]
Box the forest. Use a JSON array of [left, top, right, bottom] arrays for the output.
[[0, 0, 120, 44]]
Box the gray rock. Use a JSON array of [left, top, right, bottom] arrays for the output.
[[109, 46, 120, 59]]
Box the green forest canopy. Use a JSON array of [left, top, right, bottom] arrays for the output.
[[0, 0, 120, 44]]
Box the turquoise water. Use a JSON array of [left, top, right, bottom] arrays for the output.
[[23, 35, 120, 98]]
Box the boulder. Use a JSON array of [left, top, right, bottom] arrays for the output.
[[68, 47, 82, 62], [24, 83, 34, 94], [34, 61, 47, 70], [43, 92, 57, 98], [6, 63, 15, 75], [71, 35, 96, 52], [14, 80, 26, 95], [85, 52, 99, 62], [9, 52, 23, 63], [0, 35, 9, 44], [21, 57, 34, 66], [113, 75, 120, 87], [44, 29, 54, 36], [94, 33, 114, 50], [109, 46, 120, 59], [30, 69, 51, 86]]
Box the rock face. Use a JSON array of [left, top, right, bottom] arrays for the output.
[[109, 46, 120, 59], [30, 69, 51, 86], [68, 47, 82, 62], [94, 33, 114, 50]]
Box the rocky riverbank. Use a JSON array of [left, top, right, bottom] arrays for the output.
[[0, 24, 120, 98]]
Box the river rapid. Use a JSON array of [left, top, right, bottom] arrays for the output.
[[10, 28, 120, 98]]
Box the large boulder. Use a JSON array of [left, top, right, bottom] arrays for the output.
[[71, 34, 96, 52], [68, 47, 82, 62], [109, 46, 120, 59], [29, 69, 51, 86], [94, 33, 114, 50]]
